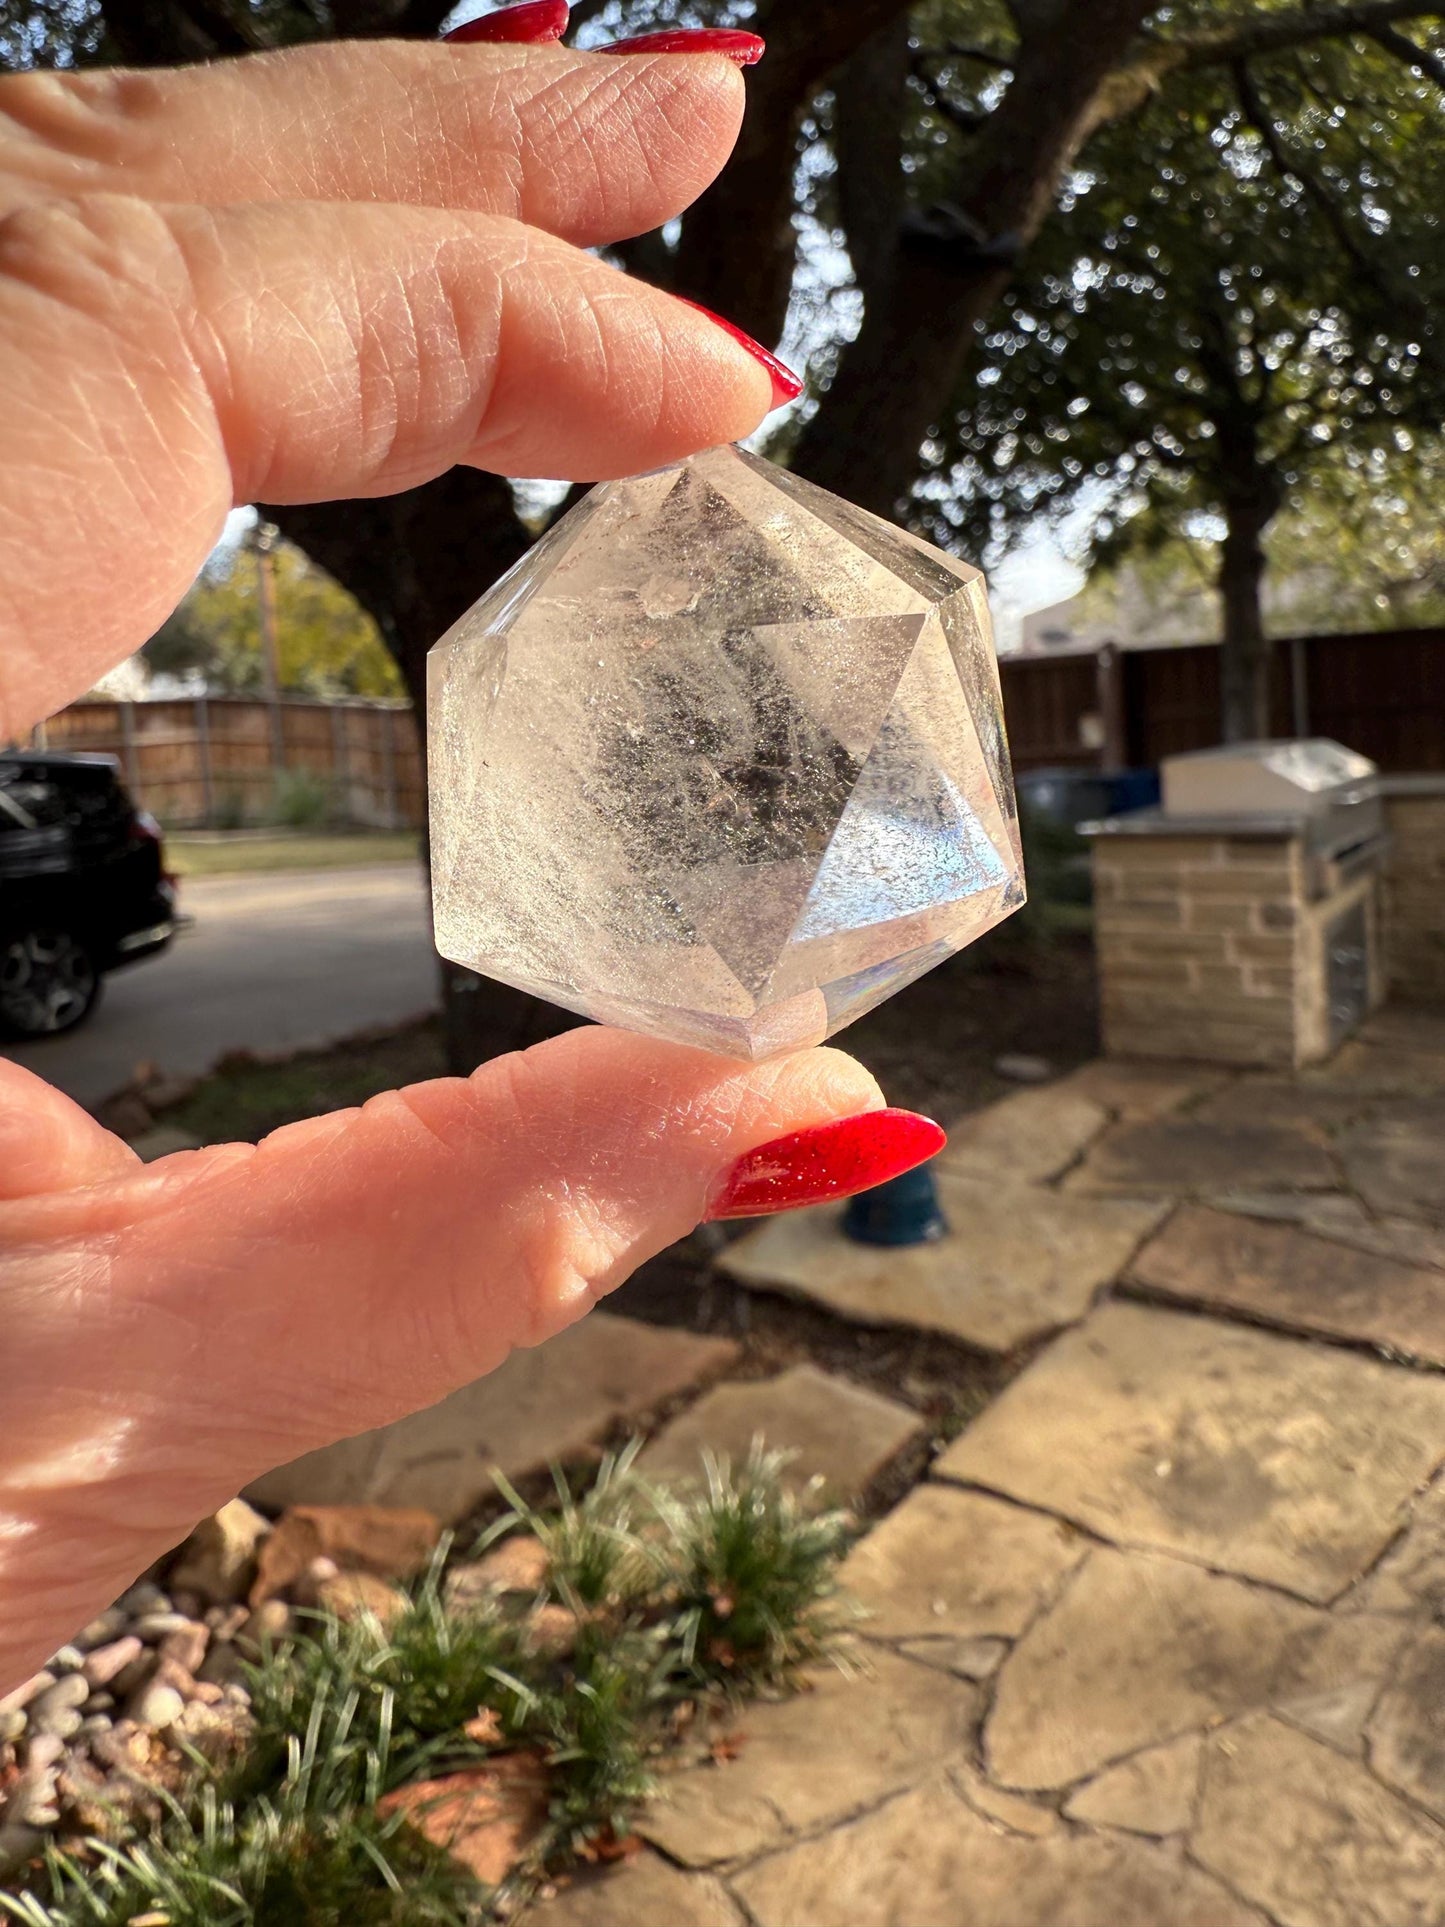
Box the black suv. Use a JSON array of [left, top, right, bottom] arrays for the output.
[[0, 750, 177, 1038]]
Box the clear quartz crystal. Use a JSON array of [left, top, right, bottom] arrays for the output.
[[428, 444, 1025, 1061]]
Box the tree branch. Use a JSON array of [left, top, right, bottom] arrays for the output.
[[1174, 0, 1442, 71], [1232, 61, 1378, 283], [1368, 19, 1445, 90]]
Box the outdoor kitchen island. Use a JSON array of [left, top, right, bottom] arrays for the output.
[[1086, 741, 1388, 1069]]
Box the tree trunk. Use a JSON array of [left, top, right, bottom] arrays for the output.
[[1217, 497, 1275, 743], [793, 0, 1155, 516]]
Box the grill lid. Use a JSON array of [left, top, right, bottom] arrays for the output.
[[1161, 739, 1377, 819]]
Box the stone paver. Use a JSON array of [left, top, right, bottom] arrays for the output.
[[1305, 1033, 1445, 1096], [635, 1365, 922, 1502], [1368, 1625, 1445, 1820], [1193, 1715, 1445, 1927], [937, 1301, 1445, 1601], [732, 1778, 1268, 1927], [936, 1086, 1109, 1184], [638, 1651, 978, 1869], [719, 1175, 1165, 1354], [1208, 1189, 1445, 1272], [1339, 1098, 1445, 1223], [1351, 1476, 1445, 1618], [528, 1852, 743, 1927], [840, 1484, 1084, 1640], [1049, 1058, 1223, 1121], [1063, 1734, 1202, 1836], [1192, 1076, 1373, 1136], [983, 1544, 1404, 1789], [245, 1315, 737, 1521], [1130, 1203, 1445, 1364], [1066, 1116, 1337, 1196]]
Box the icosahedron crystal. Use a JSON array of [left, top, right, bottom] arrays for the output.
[[428, 444, 1025, 1061]]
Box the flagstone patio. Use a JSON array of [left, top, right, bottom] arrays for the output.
[[529, 1006, 1445, 1926]]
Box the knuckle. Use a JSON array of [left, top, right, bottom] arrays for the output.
[[0, 68, 170, 206], [0, 192, 191, 346]]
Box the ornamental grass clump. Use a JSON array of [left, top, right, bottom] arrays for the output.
[[1, 1440, 854, 1927]]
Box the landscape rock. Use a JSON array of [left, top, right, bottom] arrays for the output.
[[937, 1086, 1109, 1185], [377, 1754, 549, 1885], [157, 1623, 210, 1677], [73, 1609, 129, 1652], [639, 1651, 978, 1868], [0, 1672, 54, 1718], [0, 1709, 26, 1744], [196, 1643, 247, 1690], [47, 1646, 83, 1675], [26, 1676, 90, 1736], [114, 1584, 170, 1618], [0, 1822, 45, 1876], [733, 1777, 1264, 1927], [250, 1504, 441, 1605], [637, 1365, 923, 1502], [235, 1601, 293, 1657], [994, 1053, 1054, 1083], [938, 1300, 1445, 1600], [1130, 1203, 1445, 1365], [719, 1177, 1165, 1354], [108, 1651, 158, 1701], [1063, 1734, 1202, 1836], [167, 1499, 272, 1606], [316, 1571, 411, 1629], [841, 1485, 1085, 1640], [133, 1611, 207, 1643], [1193, 1714, 1445, 1927], [984, 1546, 1402, 1790], [245, 1315, 738, 1522], [127, 1682, 185, 1732], [447, 1536, 551, 1610]]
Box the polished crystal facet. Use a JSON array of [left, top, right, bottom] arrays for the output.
[[428, 444, 1025, 1061]]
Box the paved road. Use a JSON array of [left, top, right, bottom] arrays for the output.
[[2, 864, 437, 1109]]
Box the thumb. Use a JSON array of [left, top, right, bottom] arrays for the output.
[[16, 1029, 896, 1488]]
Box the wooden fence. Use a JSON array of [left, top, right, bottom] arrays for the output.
[[34, 696, 423, 829], [29, 623, 1445, 828], [1000, 624, 1445, 774]]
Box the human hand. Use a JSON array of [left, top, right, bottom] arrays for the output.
[[0, 17, 941, 1688]]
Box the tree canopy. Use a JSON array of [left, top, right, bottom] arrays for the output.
[[928, 26, 1445, 731]]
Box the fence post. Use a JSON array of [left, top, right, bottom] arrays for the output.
[[381, 705, 400, 829], [118, 700, 141, 798], [1290, 636, 1310, 740], [331, 702, 349, 828], [194, 696, 214, 825], [1096, 644, 1128, 770]]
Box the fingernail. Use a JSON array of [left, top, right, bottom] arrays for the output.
[[705, 1109, 947, 1221], [442, 0, 569, 42], [602, 27, 765, 65], [678, 297, 803, 407]]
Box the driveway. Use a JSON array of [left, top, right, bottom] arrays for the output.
[[1, 863, 436, 1110]]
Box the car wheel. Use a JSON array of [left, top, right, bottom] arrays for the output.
[[0, 927, 101, 1038]]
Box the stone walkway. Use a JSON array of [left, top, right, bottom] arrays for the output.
[[522, 1006, 1445, 1927]]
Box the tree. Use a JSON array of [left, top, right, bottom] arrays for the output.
[[1068, 433, 1445, 646], [932, 35, 1445, 736], [143, 541, 405, 698], [9, 0, 1445, 1055]]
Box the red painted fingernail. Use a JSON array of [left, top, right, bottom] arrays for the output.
[[602, 27, 765, 65], [443, 0, 569, 42], [705, 1109, 946, 1221], [678, 297, 803, 407]]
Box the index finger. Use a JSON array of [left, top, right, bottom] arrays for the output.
[[0, 41, 746, 247]]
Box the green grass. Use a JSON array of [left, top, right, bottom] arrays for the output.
[[164, 1019, 446, 1145], [3, 1447, 852, 1927], [168, 833, 420, 878]]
